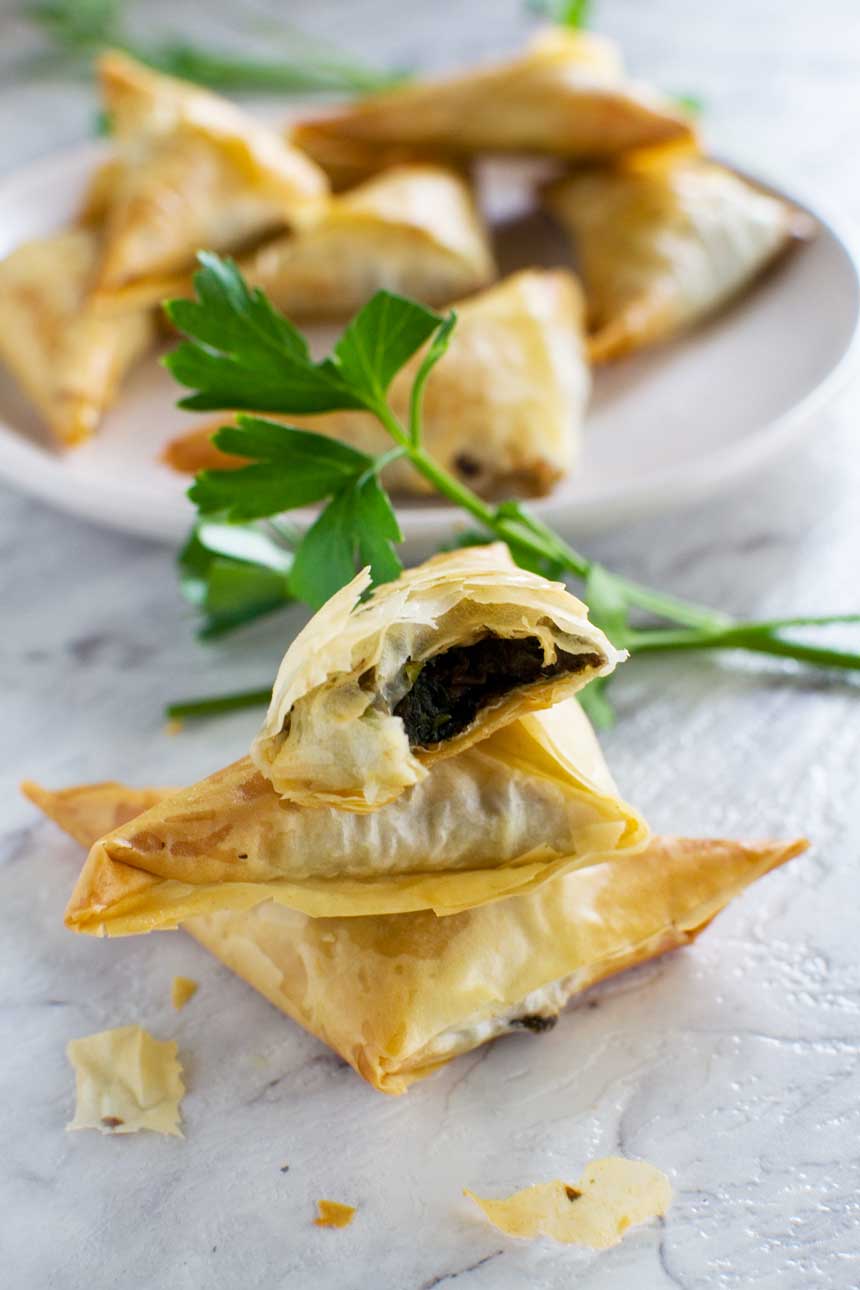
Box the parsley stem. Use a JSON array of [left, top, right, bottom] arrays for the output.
[[372, 403, 413, 451], [367, 444, 408, 481], [404, 443, 726, 632], [395, 442, 860, 675], [165, 687, 271, 719], [625, 624, 860, 672], [169, 258, 860, 700]]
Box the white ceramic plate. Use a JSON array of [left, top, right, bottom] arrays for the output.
[[0, 141, 858, 546]]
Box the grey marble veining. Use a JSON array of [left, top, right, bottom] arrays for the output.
[[2, 2, 860, 1287]]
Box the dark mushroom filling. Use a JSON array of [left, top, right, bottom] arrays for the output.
[[393, 633, 602, 748]]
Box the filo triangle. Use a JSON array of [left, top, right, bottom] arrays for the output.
[[163, 267, 590, 499], [292, 28, 695, 183], [90, 51, 328, 306], [59, 698, 647, 932], [545, 150, 811, 361], [26, 777, 805, 1094], [0, 228, 154, 445]]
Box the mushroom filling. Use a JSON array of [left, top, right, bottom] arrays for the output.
[[393, 634, 602, 748]]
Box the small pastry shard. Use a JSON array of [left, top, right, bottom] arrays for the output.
[[546, 151, 810, 361], [0, 229, 154, 445], [28, 776, 805, 1094], [66, 1025, 185, 1136], [91, 51, 328, 305], [293, 28, 694, 178], [465, 1157, 671, 1247], [314, 1200, 356, 1229], [162, 267, 590, 499], [242, 164, 496, 318], [171, 976, 198, 1010]]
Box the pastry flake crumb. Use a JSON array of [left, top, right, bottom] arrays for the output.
[[66, 1025, 185, 1137], [171, 976, 199, 1010], [314, 1200, 356, 1229], [164, 719, 184, 736], [465, 1156, 671, 1248]]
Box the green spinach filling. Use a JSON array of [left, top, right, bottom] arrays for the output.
[[393, 634, 601, 748], [510, 1014, 559, 1034]]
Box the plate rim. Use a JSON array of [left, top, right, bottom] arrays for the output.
[[0, 142, 858, 545]]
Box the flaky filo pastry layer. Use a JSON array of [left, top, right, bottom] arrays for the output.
[[162, 268, 590, 500], [56, 698, 646, 933], [545, 150, 812, 362], [241, 163, 496, 319], [253, 546, 621, 810], [0, 228, 155, 446], [88, 51, 328, 306], [88, 163, 497, 320], [292, 28, 694, 184], [185, 835, 806, 1094], [26, 778, 805, 1095]]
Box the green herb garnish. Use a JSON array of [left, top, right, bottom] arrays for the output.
[[674, 92, 704, 115], [24, 0, 403, 94], [179, 519, 296, 639], [163, 254, 860, 726], [526, 0, 593, 29]]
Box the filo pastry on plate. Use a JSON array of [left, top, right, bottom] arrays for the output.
[[253, 546, 621, 810], [27, 781, 805, 1095], [163, 268, 589, 498], [57, 697, 646, 932], [545, 150, 811, 362], [87, 51, 328, 311], [89, 162, 495, 319], [0, 228, 154, 446], [241, 164, 496, 318], [292, 28, 695, 186]]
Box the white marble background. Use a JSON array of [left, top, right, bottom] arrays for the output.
[[2, 1, 860, 1286]]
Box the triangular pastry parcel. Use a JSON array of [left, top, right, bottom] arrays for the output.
[[292, 29, 694, 179], [163, 268, 590, 498], [242, 164, 496, 318], [0, 228, 154, 445], [254, 546, 619, 809], [28, 778, 805, 1094], [90, 51, 328, 306], [23, 780, 171, 847], [546, 151, 810, 361], [98, 163, 496, 318], [61, 697, 646, 932]]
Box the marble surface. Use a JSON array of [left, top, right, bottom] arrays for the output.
[[2, 1, 860, 1286]]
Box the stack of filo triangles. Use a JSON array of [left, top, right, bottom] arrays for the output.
[[40, 547, 805, 1093]]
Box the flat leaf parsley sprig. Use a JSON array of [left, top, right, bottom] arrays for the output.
[[164, 254, 860, 725]]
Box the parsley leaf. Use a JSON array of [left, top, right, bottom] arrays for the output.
[[180, 520, 295, 638], [166, 258, 444, 427], [291, 474, 403, 609], [353, 473, 403, 584], [329, 291, 444, 409], [165, 256, 362, 414], [189, 417, 373, 521]]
